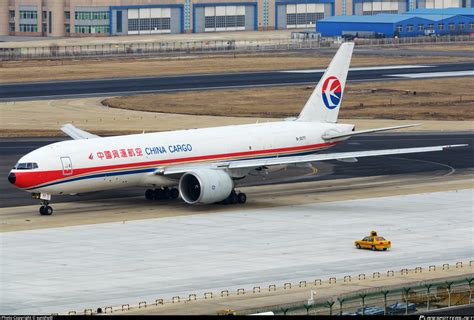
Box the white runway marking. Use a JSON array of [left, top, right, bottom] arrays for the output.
[[0, 189, 472, 314], [279, 65, 433, 73], [388, 70, 474, 78]]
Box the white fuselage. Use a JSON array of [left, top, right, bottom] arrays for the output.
[[12, 120, 353, 195]]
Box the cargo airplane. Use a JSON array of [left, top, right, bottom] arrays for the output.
[[8, 43, 465, 215]]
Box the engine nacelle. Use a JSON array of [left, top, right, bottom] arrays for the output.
[[179, 169, 233, 204]]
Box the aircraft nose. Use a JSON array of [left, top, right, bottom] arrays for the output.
[[7, 172, 16, 184]]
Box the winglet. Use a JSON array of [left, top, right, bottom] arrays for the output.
[[61, 124, 100, 140]]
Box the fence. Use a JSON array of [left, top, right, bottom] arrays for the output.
[[64, 261, 472, 316], [0, 34, 472, 61], [273, 277, 474, 316]]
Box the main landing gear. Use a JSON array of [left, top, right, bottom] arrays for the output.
[[219, 190, 247, 205], [145, 187, 179, 201]]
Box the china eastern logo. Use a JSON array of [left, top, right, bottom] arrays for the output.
[[321, 76, 342, 110]]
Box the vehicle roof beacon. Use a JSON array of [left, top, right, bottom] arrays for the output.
[[370, 231, 378, 236]]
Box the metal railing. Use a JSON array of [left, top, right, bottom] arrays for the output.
[[0, 34, 472, 61]]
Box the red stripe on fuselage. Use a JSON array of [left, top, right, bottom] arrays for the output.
[[13, 141, 340, 189]]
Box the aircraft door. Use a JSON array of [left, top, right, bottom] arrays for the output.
[[60, 156, 73, 176]]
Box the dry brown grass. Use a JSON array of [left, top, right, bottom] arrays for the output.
[[103, 77, 474, 121], [1, 53, 473, 84]]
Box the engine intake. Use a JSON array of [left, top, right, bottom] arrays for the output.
[[179, 169, 233, 204]]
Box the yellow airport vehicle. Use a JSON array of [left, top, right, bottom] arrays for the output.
[[355, 231, 391, 251], [217, 309, 236, 316]]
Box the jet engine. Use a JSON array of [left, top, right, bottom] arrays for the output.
[[179, 169, 233, 204]]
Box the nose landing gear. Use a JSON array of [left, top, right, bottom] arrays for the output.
[[33, 193, 53, 215], [39, 202, 53, 215]]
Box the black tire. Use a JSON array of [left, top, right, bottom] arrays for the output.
[[170, 188, 179, 199], [356, 244, 361, 249], [153, 189, 163, 200], [383, 248, 387, 251], [163, 187, 171, 199], [145, 189, 154, 200], [230, 192, 238, 204], [371, 245, 376, 251], [237, 193, 247, 204], [40, 206, 53, 215]]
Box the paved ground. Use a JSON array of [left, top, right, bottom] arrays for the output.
[[1, 62, 473, 101], [2, 132, 472, 208], [0, 189, 472, 314]]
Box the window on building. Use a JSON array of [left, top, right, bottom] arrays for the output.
[[65, 23, 70, 33], [9, 23, 15, 32], [42, 22, 47, 32], [117, 11, 122, 33], [74, 24, 109, 34], [287, 12, 323, 27], [9, 10, 15, 19], [286, 13, 297, 25], [20, 11, 38, 20], [396, 25, 402, 32], [75, 11, 109, 21], [470, 22, 474, 30], [139, 18, 150, 31], [19, 24, 38, 32], [205, 16, 215, 28], [64, 11, 70, 20], [216, 15, 226, 28], [128, 18, 140, 31], [417, 24, 424, 31], [459, 22, 464, 31], [448, 23, 455, 31], [428, 24, 434, 31], [407, 24, 413, 32], [438, 23, 444, 30], [42, 11, 47, 19]]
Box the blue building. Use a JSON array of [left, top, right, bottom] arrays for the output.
[[316, 9, 474, 37]]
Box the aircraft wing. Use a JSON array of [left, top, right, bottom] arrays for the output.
[[61, 124, 100, 140], [159, 144, 466, 175], [322, 124, 419, 140]]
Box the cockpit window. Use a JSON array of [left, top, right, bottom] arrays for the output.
[[13, 162, 38, 170]]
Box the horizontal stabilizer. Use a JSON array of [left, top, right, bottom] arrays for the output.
[[322, 124, 419, 140], [61, 124, 100, 140]]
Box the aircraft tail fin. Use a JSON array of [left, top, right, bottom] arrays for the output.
[[297, 42, 354, 123]]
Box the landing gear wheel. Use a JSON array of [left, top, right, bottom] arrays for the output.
[[230, 192, 238, 204], [39, 206, 53, 215], [170, 188, 179, 199], [145, 189, 154, 200], [237, 192, 247, 204]]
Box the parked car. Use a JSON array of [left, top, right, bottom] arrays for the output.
[[356, 306, 385, 315], [388, 301, 417, 314]]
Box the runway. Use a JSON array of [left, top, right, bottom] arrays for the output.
[[1, 189, 472, 314], [1, 132, 472, 208], [1, 62, 473, 101]]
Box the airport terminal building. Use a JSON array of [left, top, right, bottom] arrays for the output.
[[1, 0, 472, 37]]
